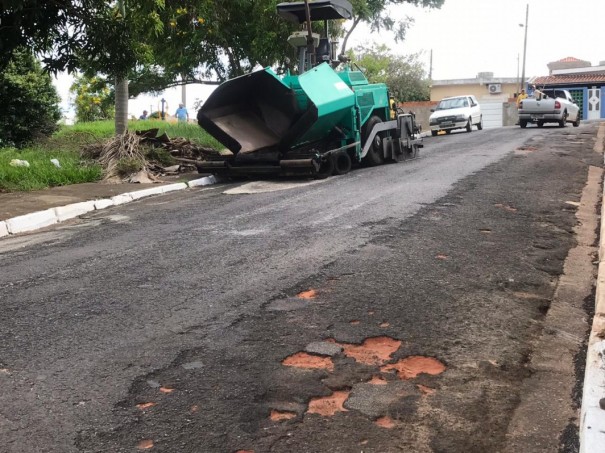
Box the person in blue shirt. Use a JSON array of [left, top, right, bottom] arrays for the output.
[[175, 103, 189, 122]]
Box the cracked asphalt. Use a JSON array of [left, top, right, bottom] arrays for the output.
[[0, 123, 601, 452]]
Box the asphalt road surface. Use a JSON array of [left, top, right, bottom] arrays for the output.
[[0, 123, 602, 453]]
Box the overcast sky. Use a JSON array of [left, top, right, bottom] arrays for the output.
[[54, 0, 605, 118], [349, 0, 605, 80]]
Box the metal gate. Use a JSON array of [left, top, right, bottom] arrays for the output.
[[479, 102, 503, 129], [588, 88, 601, 120]]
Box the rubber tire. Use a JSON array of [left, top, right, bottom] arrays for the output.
[[559, 111, 567, 128], [465, 118, 472, 132], [476, 116, 483, 130], [445, 129, 452, 134], [333, 151, 352, 175], [520, 120, 528, 128], [537, 121, 544, 128], [362, 115, 385, 166], [431, 130, 438, 137], [315, 156, 334, 179], [573, 112, 580, 127]]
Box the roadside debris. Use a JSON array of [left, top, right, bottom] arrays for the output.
[[9, 159, 29, 167], [81, 129, 220, 183]]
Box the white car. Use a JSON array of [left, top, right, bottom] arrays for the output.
[[429, 95, 483, 136]]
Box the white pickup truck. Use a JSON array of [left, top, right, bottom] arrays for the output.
[[518, 88, 580, 128]]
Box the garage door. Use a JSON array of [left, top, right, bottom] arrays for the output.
[[479, 102, 503, 129]]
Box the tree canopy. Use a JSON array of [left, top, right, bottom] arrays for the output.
[[0, 48, 61, 147], [350, 44, 430, 102]]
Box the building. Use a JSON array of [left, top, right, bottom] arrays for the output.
[[530, 57, 605, 121]]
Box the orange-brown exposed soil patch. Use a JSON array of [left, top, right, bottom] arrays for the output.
[[339, 336, 402, 365], [282, 352, 334, 371], [375, 416, 396, 428], [381, 356, 446, 380], [435, 254, 449, 260], [297, 289, 317, 299], [368, 375, 388, 385], [136, 439, 154, 450], [190, 405, 199, 413], [417, 384, 436, 395], [350, 320, 360, 325], [159, 387, 174, 394], [270, 409, 297, 421], [136, 402, 156, 410], [306, 390, 350, 416]]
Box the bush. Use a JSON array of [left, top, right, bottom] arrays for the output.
[[0, 49, 61, 148]]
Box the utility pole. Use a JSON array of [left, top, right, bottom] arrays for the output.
[[429, 49, 433, 80], [520, 4, 529, 92]]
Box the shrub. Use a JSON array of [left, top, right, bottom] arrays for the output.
[[0, 49, 62, 148]]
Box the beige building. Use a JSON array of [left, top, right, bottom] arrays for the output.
[[430, 72, 525, 103]]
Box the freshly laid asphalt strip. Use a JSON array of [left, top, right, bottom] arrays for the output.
[[66, 127, 600, 452]]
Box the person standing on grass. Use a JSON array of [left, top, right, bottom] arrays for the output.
[[139, 110, 148, 120], [175, 103, 189, 123]]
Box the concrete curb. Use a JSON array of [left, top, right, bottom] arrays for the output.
[[580, 122, 605, 452], [0, 176, 217, 237]]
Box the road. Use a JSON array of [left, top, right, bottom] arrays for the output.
[[0, 124, 602, 452]]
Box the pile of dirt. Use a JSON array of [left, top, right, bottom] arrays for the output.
[[81, 129, 220, 183]]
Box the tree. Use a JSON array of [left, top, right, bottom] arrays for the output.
[[351, 44, 430, 102], [0, 49, 61, 148], [340, 0, 445, 55], [70, 75, 115, 123]]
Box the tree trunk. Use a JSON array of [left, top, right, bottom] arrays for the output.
[[340, 16, 362, 56], [114, 0, 128, 135], [115, 78, 129, 135]]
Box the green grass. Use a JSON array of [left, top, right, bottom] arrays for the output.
[[0, 119, 221, 192], [0, 147, 102, 192]]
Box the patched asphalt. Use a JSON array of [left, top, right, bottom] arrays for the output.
[[0, 124, 601, 452]]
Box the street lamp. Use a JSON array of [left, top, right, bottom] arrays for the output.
[[519, 4, 529, 93]]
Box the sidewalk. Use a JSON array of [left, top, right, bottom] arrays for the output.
[[0, 172, 216, 236]]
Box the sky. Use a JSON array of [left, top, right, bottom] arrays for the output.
[[53, 0, 605, 120]]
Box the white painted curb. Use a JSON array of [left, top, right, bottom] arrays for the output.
[[580, 123, 605, 452], [54, 201, 96, 222], [188, 175, 216, 187], [162, 182, 188, 193], [126, 187, 164, 200], [5, 209, 58, 234], [94, 199, 114, 210], [1, 176, 219, 238], [0, 221, 8, 238], [111, 193, 133, 205]]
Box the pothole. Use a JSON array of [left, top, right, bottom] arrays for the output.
[[381, 356, 446, 380], [282, 352, 334, 371], [270, 409, 297, 421], [374, 416, 396, 428], [330, 336, 402, 365], [136, 439, 154, 450], [306, 390, 350, 416], [297, 289, 317, 299], [368, 375, 388, 385], [136, 402, 156, 410]]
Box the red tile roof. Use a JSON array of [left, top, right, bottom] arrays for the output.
[[532, 73, 605, 86], [555, 56, 585, 63]]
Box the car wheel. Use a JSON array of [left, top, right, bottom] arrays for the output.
[[445, 129, 451, 134], [476, 116, 483, 130], [520, 120, 528, 128], [465, 118, 472, 132], [558, 111, 567, 128], [431, 130, 438, 137], [537, 121, 544, 128], [573, 112, 581, 127]]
